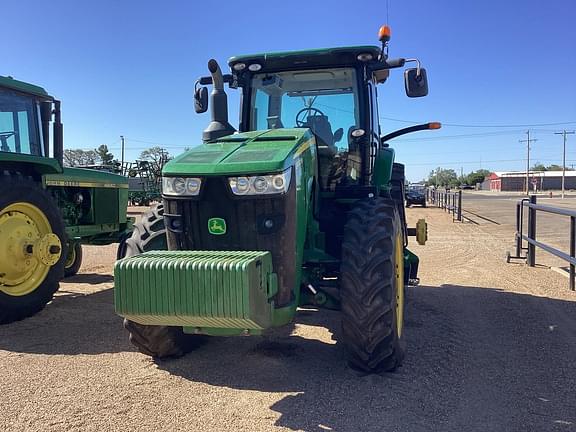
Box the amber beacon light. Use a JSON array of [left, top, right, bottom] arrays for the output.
[[378, 25, 391, 42]]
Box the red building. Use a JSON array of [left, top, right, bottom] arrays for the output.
[[486, 171, 576, 192]]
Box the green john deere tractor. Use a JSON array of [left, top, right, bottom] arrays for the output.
[[115, 27, 437, 372], [0, 76, 132, 324]]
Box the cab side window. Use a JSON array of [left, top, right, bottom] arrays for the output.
[[0, 90, 42, 156]]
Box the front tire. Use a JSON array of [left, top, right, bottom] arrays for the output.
[[118, 204, 203, 358], [0, 178, 67, 324], [340, 198, 406, 373], [64, 242, 83, 277]]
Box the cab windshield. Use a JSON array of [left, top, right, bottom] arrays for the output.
[[249, 68, 362, 190], [0, 89, 43, 156]]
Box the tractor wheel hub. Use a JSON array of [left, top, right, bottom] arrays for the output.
[[0, 204, 61, 296]]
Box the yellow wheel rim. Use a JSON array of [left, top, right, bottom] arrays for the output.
[[0, 202, 62, 296], [65, 244, 76, 269], [395, 232, 405, 338]]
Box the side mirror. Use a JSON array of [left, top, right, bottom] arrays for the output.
[[404, 68, 428, 98], [194, 87, 208, 113], [333, 128, 344, 143]]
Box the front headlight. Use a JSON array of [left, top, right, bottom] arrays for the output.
[[229, 168, 291, 196], [162, 177, 202, 196]]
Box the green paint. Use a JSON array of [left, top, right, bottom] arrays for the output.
[[162, 129, 313, 176], [0, 75, 50, 98], [208, 217, 227, 235], [0, 152, 62, 175], [229, 45, 381, 67], [374, 147, 395, 191], [115, 250, 279, 330]]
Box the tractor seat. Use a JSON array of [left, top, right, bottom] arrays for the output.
[[301, 114, 337, 156]]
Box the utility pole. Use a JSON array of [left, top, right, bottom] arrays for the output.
[[519, 130, 538, 195], [120, 135, 125, 170], [554, 130, 575, 199]]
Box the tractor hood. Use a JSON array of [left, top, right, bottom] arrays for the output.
[[163, 129, 314, 176]]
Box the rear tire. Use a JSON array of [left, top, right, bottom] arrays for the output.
[[340, 197, 406, 373], [118, 204, 203, 358], [0, 178, 67, 324]]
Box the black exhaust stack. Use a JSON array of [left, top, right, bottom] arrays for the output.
[[202, 59, 236, 143], [53, 100, 64, 166]]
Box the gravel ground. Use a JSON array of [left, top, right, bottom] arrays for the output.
[[1, 208, 575, 431]]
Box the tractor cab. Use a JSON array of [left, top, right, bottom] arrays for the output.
[[0, 76, 64, 174], [196, 44, 430, 195]]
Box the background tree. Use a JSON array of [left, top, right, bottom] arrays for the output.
[[531, 162, 547, 171], [95, 144, 115, 166], [466, 169, 491, 186], [63, 149, 97, 167], [545, 164, 573, 171], [427, 167, 458, 187], [139, 147, 171, 178]]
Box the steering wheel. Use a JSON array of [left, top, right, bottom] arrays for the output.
[[295, 107, 327, 127]]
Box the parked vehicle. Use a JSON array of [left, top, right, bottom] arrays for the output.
[[406, 184, 427, 207], [115, 27, 438, 372], [0, 76, 132, 324]]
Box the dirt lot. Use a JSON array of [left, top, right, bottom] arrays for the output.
[[1, 206, 576, 431]]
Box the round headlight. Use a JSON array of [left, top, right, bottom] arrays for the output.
[[248, 63, 262, 72], [236, 177, 250, 194], [253, 176, 268, 193], [186, 178, 201, 194], [172, 178, 186, 194], [233, 62, 246, 71], [272, 175, 285, 191]]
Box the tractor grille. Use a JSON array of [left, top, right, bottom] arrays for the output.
[[163, 176, 297, 306]]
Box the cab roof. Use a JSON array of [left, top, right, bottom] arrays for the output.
[[0, 75, 51, 99], [228, 45, 381, 72]]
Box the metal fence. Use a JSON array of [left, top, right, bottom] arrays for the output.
[[426, 189, 463, 222], [507, 195, 576, 290]]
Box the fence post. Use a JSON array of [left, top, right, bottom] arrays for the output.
[[570, 216, 575, 291], [527, 195, 537, 267], [515, 201, 522, 257], [458, 190, 462, 222]]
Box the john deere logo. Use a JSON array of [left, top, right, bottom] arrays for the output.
[[208, 217, 226, 235]]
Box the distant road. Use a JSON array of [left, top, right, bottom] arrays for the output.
[[460, 191, 576, 267]]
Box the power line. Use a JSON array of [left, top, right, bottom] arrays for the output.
[[409, 158, 576, 167], [380, 116, 576, 128], [395, 130, 525, 142], [316, 101, 576, 130]]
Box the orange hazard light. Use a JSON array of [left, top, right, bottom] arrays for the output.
[[378, 25, 391, 42], [428, 122, 442, 129]]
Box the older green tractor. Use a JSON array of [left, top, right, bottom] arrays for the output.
[[116, 27, 437, 372], [0, 76, 132, 324]]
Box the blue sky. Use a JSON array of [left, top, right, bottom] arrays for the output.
[[3, 0, 575, 181]]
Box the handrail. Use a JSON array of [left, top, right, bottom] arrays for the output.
[[426, 188, 463, 222], [508, 195, 575, 290], [525, 203, 576, 218]]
